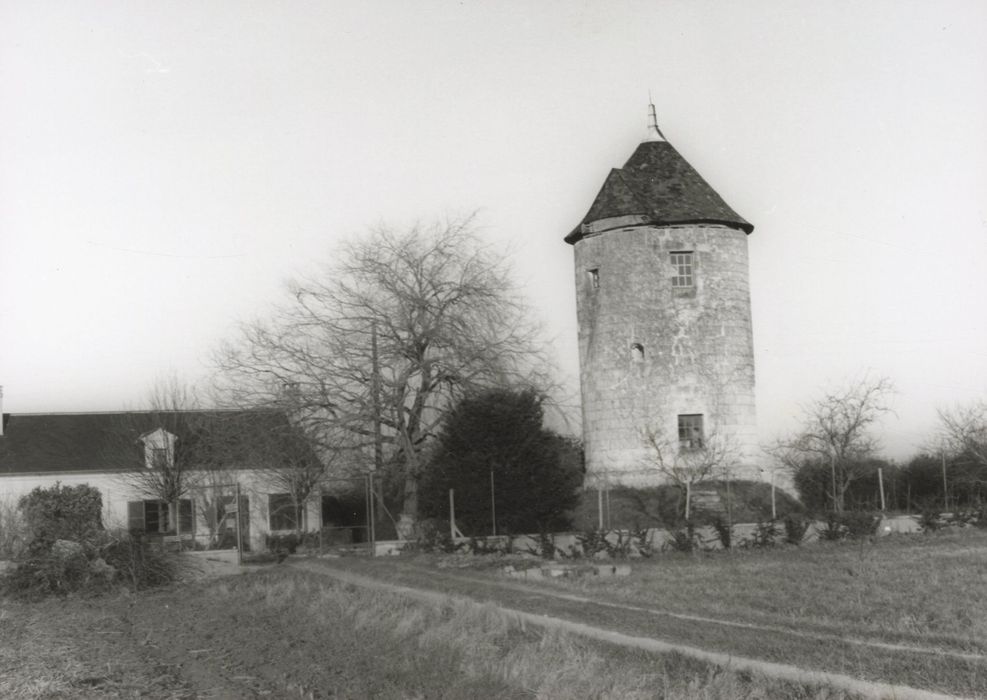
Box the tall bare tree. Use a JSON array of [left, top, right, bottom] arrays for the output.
[[938, 401, 987, 468], [770, 376, 894, 512], [936, 401, 987, 504], [213, 215, 552, 534]]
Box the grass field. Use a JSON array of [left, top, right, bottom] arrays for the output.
[[0, 568, 854, 699], [326, 528, 987, 698], [1, 529, 984, 698]]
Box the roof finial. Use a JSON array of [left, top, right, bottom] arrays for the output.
[[645, 94, 665, 142]]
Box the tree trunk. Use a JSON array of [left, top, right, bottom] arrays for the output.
[[397, 475, 418, 540], [396, 426, 420, 539], [173, 498, 182, 550]]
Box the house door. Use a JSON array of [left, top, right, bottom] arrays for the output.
[[216, 494, 250, 551]]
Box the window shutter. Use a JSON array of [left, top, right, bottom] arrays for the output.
[[127, 501, 144, 532], [179, 499, 194, 535]]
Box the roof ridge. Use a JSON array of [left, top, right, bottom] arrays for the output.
[[4, 408, 263, 417]]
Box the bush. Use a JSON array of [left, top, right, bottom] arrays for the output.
[[818, 512, 846, 541], [711, 517, 732, 549], [0, 498, 29, 560], [919, 507, 944, 533], [416, 519, 459, 554], [664, 521, 702, 553], [3, 551, 93, 598], [815, 511, 880, 541], [265, 533, 300, 554], [742, 520, 780, 548], [18, 483, 103, 553], [101, 533, 177, 591], [783, 513, 810, 545], [572, 530, 634, 559], [840, 511, 880, 539], [524, 530, 559, 559], [2, 531, 177, 599]]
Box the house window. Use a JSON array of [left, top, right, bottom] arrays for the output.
[[587, 268, 600, 289], [630, 343, 644, 361], [269, 493, 304, 531], [677, 414, 704, 450], [670, 252, 694, 288], [127, 499, 193, 534]]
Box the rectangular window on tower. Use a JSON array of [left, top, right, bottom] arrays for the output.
[[670, 252, 694, 288], [677, 414, 704, 450]]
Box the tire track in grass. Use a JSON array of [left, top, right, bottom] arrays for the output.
[[291, 561, 970, 700], [423, 566, 987, 664]]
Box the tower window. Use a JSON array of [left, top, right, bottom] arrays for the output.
[[677, 414, 704, 450], [630, 343, 644, 361], [670, 252, 694, 288], [587, 268, 600, 289]]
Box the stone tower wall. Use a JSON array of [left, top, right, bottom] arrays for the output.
[[574, 223, 758, 486]]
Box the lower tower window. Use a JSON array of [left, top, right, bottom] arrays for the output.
[[677, 414, 704, 450]]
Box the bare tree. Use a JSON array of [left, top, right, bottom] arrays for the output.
[[938, 401, 987, 468], [107, 378, 207, 546], [213, 215, 552, 534], [770, 376, 894, 513], [250, 418, 336, 539], [642, 426, 738, 520], [936, 401, 987, 505]]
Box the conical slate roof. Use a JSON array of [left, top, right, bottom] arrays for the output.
[[565, 139, 753, 244]]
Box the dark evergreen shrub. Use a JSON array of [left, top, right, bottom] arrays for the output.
[[419, 389, 582, 536]]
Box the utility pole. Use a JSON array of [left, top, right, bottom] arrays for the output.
[[877, 467, 886, 512], [235, 482, 243, 566], [370, 321, 382, 555], [371, 321, 383, 474], [830, 451, 839, 513], [941, 447, 949, 513], [490, 470, 497, 536]]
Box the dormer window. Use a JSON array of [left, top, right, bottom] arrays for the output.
[[141, 428, 177, 469]]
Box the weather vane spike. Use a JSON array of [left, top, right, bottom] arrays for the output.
[[645, 93, 665, 142]]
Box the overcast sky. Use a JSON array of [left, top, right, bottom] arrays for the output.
[[2, 1, 985, 461]]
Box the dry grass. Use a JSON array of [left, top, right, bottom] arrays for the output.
[[553, 529, 987, 651], [235, 571, 853, 699], [0, 569, 858, 699], [325, 528, 987, 697]]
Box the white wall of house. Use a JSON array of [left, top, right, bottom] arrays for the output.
[[0, 469, 325, 552]]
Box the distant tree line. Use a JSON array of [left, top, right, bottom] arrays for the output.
[[792, 454, 986, 512]]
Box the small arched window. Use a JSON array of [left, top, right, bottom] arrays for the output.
[[630, 343, 645, 362], [587, 268, 600, 290]]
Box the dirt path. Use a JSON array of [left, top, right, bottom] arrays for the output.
[[291, 560, 970, 700]]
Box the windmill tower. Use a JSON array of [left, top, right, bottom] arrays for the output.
[[566, 106, 757, 486]]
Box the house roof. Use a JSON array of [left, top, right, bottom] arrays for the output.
[[0, 410, 304, 474], [565, 139, 753, 244]]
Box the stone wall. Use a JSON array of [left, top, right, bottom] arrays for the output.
[[573, 223, 758, 485]]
